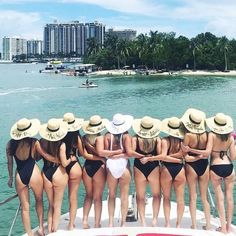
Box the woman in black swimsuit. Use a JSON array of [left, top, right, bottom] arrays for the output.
[[39, 118, 74, 233], [126, 116, 162, 226], [6, 118, 55, 236], [62, 113, 84, 230], [160, 117, 186, 228], [205, 113, 235, 233], [181, 108, 211, 230], [81, 115, 110, 228]]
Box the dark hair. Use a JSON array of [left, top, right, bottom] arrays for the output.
[[9, 138, 31, 156], [168, 136, 181, 154], [63, 130, 81, 157], [215, 132, 230, 142]]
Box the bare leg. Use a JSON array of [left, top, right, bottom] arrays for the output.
[[134, 167, 147, 226], [30, 166, 44, 236], [52, 167, 68, 232], [224, 172, 235, 233], [185, 164, 198, 229], [160, 167, 172, 228], [211, 171, 227, 234], [148, 167, 161, 227], [68, 163, 82, 230], [43, 173, 54, 233], [199, 167, 211, 230], [82, 169, 93, 229], [107, 171, 118, 227], [119, 168, 131, 227], [92, 166, 106, 228], [173, 168, 186, 228], [16, 174, 33, 236]]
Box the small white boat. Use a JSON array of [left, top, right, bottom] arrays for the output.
[[39, 61, 67, 74], [79, 82, 98, 88], [28, 194, 236, 236]]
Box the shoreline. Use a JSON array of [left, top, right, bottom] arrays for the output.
[[94, 69, 236, 77]]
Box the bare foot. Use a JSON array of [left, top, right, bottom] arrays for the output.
[[152, 218, 157, 227], [227, 224, 232, 233], [82, 222, 90, 229], [216, 227, 227, 234], [176, 223, 181, 228], [68, 223, 76, 230], [109, 223, 113, 227], [165, 223, 170, 228], [202, 225, 211, 230], [191, 225, 196, 229], [140, 221, 146, 227], [95, 224, 101, 228], [36, 228, 45, 236]]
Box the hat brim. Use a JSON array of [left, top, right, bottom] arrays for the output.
[[39, 120, 68, 141], [181, 108, 206, 134], [161, 118, 185, 139], [82, 118, 109, 134], [62, 118, 84, 132], [206, 116, 233, 134], [10, 119, 40, 140], [106, 115, 133, 134], [132, 118, 161, 138]]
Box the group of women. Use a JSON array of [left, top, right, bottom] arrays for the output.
[[6, 108, 235, 235]]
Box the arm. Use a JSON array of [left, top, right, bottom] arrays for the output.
[[229, 136, 236, 161], [83, 147, 106, 163], [59, 143, 76, 168], [124, 136, 144, 159], [35, 140, 60, 164], [96, 135, 123, 157], [181, 133, 213, 158], [6, 141, 13, 188]]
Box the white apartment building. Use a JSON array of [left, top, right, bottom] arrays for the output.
[[2, 37, 27, 60]]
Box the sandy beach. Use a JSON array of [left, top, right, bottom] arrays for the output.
[[94, 69, 236, 77]]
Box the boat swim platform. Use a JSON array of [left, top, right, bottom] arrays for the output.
[[29, 197, 236, 236]]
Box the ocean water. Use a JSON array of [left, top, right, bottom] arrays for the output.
[[0, 63, 235, 235]]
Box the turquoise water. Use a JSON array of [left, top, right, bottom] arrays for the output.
[[0, 64, 235, 235]]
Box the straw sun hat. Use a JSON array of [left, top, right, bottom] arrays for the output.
[[106, 113, 134, 135], [62, 112, 84, 132], [161, 117, 184, 139], [132, 116, 161, 138], [82, 115, 109, 134], [39, 118, 68, 141], [10, 118, 41, 140], [206, 113, 233, 134], [181, 108, 206, 134]]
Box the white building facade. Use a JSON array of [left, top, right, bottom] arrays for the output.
[[27, 40, 43, 56], [43, 21, 105, 56], [2, 37, 27, 60]]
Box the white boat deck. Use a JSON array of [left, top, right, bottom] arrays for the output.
[[36, 196, 236, 236]]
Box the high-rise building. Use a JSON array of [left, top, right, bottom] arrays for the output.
[[107, 29, 137, 41], [44, 21, 105, 56], [27, 39, 43, 56], [2, 37, 27, 60]]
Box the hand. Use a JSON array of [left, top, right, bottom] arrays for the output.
[[181, 142, 190, 152], [8, 178, 13, 188], [70, 155, 77, 162], [140, 156, 149, 164]]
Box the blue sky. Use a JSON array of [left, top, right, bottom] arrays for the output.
[[0, 0, 236, 44]]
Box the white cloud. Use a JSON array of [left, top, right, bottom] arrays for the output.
[[0, 10, 43, 40], [62, 0, 163, 16]]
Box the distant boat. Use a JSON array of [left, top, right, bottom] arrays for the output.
[[39, 61, 67, 73], [79, 82, 98, 88]]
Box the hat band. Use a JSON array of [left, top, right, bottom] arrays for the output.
[[114, 121, 125, 126], [168, 123, 180, 129], [17, 123, 32, 132], [141, 124, 153, 129], [214, 118, 226, 126], [47, 127, 60, 132], [90, 121, 102, 127], [68, 120, 75, 125], [189, 115, 201, 125]]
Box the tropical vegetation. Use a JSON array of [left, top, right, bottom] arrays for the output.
[[84, 31, 236, 71]]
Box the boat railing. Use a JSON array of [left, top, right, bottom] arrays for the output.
[[0, 193, 21, 236], [207, 187, 217, 218]]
